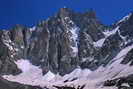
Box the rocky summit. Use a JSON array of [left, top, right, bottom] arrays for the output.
[[1, 8, 133, 89]]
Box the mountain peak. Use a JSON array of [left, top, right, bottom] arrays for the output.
[[83, 9, 96, 18], [117, 13, 133, 25], [58, 8, 74, 18]]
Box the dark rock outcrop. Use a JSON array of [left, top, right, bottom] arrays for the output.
[[53, 84, 85, 89], [0, 76, 43, 89], [104, 74, 133, 89], [0, 30, 22, 75]]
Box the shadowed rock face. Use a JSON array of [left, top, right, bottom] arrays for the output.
[[104, 74, 133, 89], [119, 14, 133, 38], [0, 76, 43, 89], [0, 8, 133, 76], [121, 48, 133, 65], [0, 30, 22, 75], [53, 84, 85, 89]]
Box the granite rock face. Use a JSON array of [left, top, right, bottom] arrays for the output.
[[0, 8, 133, 76], [0, 30, 22, 75], [26, 8, 105, 75]]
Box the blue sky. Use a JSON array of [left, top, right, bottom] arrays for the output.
[[0, 0, 133, 29]]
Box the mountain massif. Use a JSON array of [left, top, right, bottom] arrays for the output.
[[0, 8, 133, 89]]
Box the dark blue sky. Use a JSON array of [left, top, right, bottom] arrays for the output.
[[0, 0, 133, 29]]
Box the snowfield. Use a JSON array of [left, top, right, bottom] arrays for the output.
[[3, 45, 133, 89]]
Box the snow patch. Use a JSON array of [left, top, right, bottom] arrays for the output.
[[15, 59, 34, 72], [30, 26, 36, 32], [113, 45, 133, 60], [71, 46, 78, 54], [42, 71, 55, 81], [103, 26, 119, 37], [70, 25, 80, 57], [70, 26, 79, 43], [63, 68, 92, 81], [97, 26, 120, 48], [3, 37, 14, 51], [3, 59, 56, 87], [82, 57, 94, 62], [93, 38, 106, 47]]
